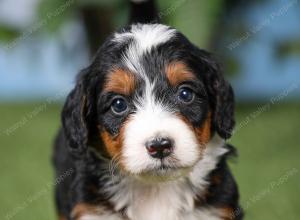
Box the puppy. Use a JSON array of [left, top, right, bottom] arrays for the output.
[[53, 1, 243, 219]]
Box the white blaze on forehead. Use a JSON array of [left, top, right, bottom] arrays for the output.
[[114, 24, 176, 51], [114, 24, 176, 75]]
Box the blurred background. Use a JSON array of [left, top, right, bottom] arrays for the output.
[[0, 0, 299, 219]]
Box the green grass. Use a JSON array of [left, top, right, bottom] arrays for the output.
[[0, 103, 61, 220], [0, 102, 299, 220], [229, 103, 300, 220]]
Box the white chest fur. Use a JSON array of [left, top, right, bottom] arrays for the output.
[[103, 136, 227, 220], [117, 179, 222, 220], [79, 188, 223, 220], [119, 179, 195, 220]]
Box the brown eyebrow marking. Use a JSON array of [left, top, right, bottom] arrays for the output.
[[103, 69, 136, 95], [165, 62, 196, 86]]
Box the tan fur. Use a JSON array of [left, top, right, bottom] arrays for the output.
[[100, 130, 124, 159], [194, 112, 212, 146], [219, 206, 235, 220], [165, 62, 196, 86], [177, 112, 212, 152], [99, 119, 131, 169], [104, 69, 136, 95], [58, 215, 67, 220], [71, 203, 105, 219]]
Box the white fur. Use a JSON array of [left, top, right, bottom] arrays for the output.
[[129, 24, 175, 52], [79, 209, 222, 220], [96, 23, 228, 220], [75, 205, 122, 220], [114, 24, 175, 75], [79, 214, 122, 220], [100, 135, 227, 220], [122, 84, 200, 174], [189, 135, 227, 192], [114, 24, 175, 51]]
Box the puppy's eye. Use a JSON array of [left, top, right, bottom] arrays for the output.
[[111, 97, 128, 114], [177, 87, 194, 104]]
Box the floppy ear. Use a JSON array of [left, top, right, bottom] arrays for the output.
[[208, 68, 235, 139], [196, 50, 235, 139], [61, 69, 96, 155]]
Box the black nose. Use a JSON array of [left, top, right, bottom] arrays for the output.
[[145, 137, 173, 159]]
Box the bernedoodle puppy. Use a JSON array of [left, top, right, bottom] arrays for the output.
[[53, 0, 243, 219]]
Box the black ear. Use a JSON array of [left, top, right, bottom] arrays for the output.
[[62, 69, 96, 155], [198, 50, 235, 139], [209, 69, 235, 139]]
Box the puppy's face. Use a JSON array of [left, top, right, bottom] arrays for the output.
[[62, 24, 234, 180], [99, 61, 210, 177]]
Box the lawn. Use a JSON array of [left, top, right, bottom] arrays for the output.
[[0, 102, 299, 220]]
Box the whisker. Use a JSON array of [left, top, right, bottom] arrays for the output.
[[108, 153, 122, 183]]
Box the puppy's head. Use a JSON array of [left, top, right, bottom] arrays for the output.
[[62, 24, 234, 180]]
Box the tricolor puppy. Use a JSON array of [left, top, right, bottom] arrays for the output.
[[53, 1, 243, 220]]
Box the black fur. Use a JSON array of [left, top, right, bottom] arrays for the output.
[[129, 0, 159, 24], [53, 32, 241, 219], [204, 145, 244, 220], [52, 1, 242, 219]]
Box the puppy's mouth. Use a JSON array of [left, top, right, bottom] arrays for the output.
[[132, 163, 192, 182]]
